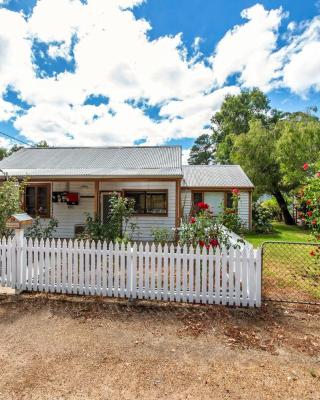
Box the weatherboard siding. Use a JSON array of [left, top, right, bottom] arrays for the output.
[[47, 182, 95, 238], [180, 189, 250, 228], [100, 181, 176, 241]]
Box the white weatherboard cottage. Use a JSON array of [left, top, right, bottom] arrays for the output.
[[0, 146, 254, 240]]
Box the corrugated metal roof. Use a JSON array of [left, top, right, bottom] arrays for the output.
[[0, 146, 183, 177], [182, 165, 254, 188]]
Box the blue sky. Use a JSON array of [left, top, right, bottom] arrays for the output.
[[0, 0, 320, 159]]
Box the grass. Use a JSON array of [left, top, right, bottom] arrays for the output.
[[245, 222, 319, 301], [244, 221, 313, 248]]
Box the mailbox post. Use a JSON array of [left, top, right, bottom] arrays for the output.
[[5, 213, 33, 291]]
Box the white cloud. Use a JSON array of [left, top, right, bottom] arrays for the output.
[[0, 1, 319, 149], [211, 4, 284, 90], [182, 149, 190, 165], [282, 17, 320, 95]]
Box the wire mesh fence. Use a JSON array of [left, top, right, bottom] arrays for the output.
[[262, 241, 320, 305]]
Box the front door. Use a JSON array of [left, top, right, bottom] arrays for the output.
[[204, 192, 224, 216]]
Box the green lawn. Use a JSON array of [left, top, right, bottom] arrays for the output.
[[244, 222, 313, 248]]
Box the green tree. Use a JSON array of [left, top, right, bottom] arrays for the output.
[[211, 88, 271, 164], [188, 134, 215, 165], [0, 178, 26, 237], [232, 116, 320, 225], [35, 140, 50, 148], [0, 148, 7, 161]]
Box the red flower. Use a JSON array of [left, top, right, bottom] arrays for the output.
[[306, 199, 312, 205], [210, 239, 219, 247], [311, 219, 317, 225], [317, 172, 320, 178], [307, 211, 313, 217], [190, 217, 196, 224], [303, 163, 309, 171], [197, 202, 209, 210], [198, 240, 205, 247], [232, 188, 240, 195], [310, 250, 316, 257]]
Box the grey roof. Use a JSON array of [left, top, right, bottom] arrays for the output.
[[182, 165, 254, 188], [0, 146, 182, 177]]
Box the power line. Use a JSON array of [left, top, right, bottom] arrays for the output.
[[0, 130, 32, 147]]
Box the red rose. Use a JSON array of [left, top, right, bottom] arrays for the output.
[[311, 219, 317, 225], [210, 238, 219, 247], [303, 163, 309, 171], [198, 240, 205, 247], [310, 251, 316, 257], [317, 172, 320, 178], [232, 188, 240, 195], [307, 211, 313, 217], [197, 202, 209, 210], [306, 199, 312, 205], [190, 217, 196, 224]]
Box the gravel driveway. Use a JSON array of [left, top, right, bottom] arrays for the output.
[[0, 294, 319, 400]]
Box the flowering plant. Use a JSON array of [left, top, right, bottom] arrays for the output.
[[216, 189, 244, 234], [178, 202, 243, 250], [298, 163, 320, 259]]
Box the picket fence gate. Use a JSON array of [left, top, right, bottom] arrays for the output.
[[0, 237, 261, 307]]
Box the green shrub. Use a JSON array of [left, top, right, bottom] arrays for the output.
[[151, 227, 172, 245], [252, 202, 273, 233], [25, 217, 59, 240], [80, 193, 137, 242], [261, 197, 282, 221]]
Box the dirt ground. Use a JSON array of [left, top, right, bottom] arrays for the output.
[[0, 294, 319, 400]]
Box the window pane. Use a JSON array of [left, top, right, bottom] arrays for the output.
[[25, 186, 36, 216], [226, 193, 233, 208], [37, 186, 49, 217], [146, 193, 166, 214], [193, 192, 203, 205], [125, 192, 145, 214]]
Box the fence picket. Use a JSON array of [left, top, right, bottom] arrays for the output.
[[114, 242, 120, 297], [73, 240, 79, 295], [208, 247, 214, 305], [150, 243, 156, 300], [241, 248, 248, 306], [96, 241, 102, 296], [32, 239, 39, 291], [188, 246, 194, 303], [131, 243, 137, 299], [195, 245, 201, 303], [182, 245, 188, 302], [50, 239, 56, 293], [90, 241, 96, 295], [44, 239, 51, 292], [234, 248, 241, 306], [84, 240, 90, 295], [175, 245, 181, 302], [169, 244, 175, 301], [78, 240, 84, 295], [221, 249, 227, 306], [56, 239, 61, 293], [138, 242, 144, 299], [103, 241, 109, 297], [27, 239, 33, 291], [144, 243, 150, 299], [156, 244, 162, 301], [201, 247, 208, 304], [228, 247, 234, 306], [214, 247, 221, 305], [163, 244, 168, 301], [38, 239, 44, 291], [1, 237, 6, 287]]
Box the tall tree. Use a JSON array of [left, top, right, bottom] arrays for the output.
[[188, 134, 215, 165], [232, 115, 320, 225], [211, 88, 271, 164], [35, 140, 50, 148]]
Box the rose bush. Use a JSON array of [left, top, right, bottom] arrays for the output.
[[178, 201, 243, 250], [298, 162, 320, 259], [217, 189, 244, 234]]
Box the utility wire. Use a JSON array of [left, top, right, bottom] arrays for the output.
[[0, 130, 32, 146]]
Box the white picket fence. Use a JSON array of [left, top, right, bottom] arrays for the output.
[[0, 237, 261, 307]]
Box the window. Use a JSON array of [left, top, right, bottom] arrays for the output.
[[226, 192, 233, 208], [124, 191, 167, 215], [192, 192, 203, 206], [25, 184, 51, 218]]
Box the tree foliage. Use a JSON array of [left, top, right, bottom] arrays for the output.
[[0, 178, 26, 237], [188, 134, 215, 165]]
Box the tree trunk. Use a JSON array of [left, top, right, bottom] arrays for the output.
[[273, 190, 295, 225]]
